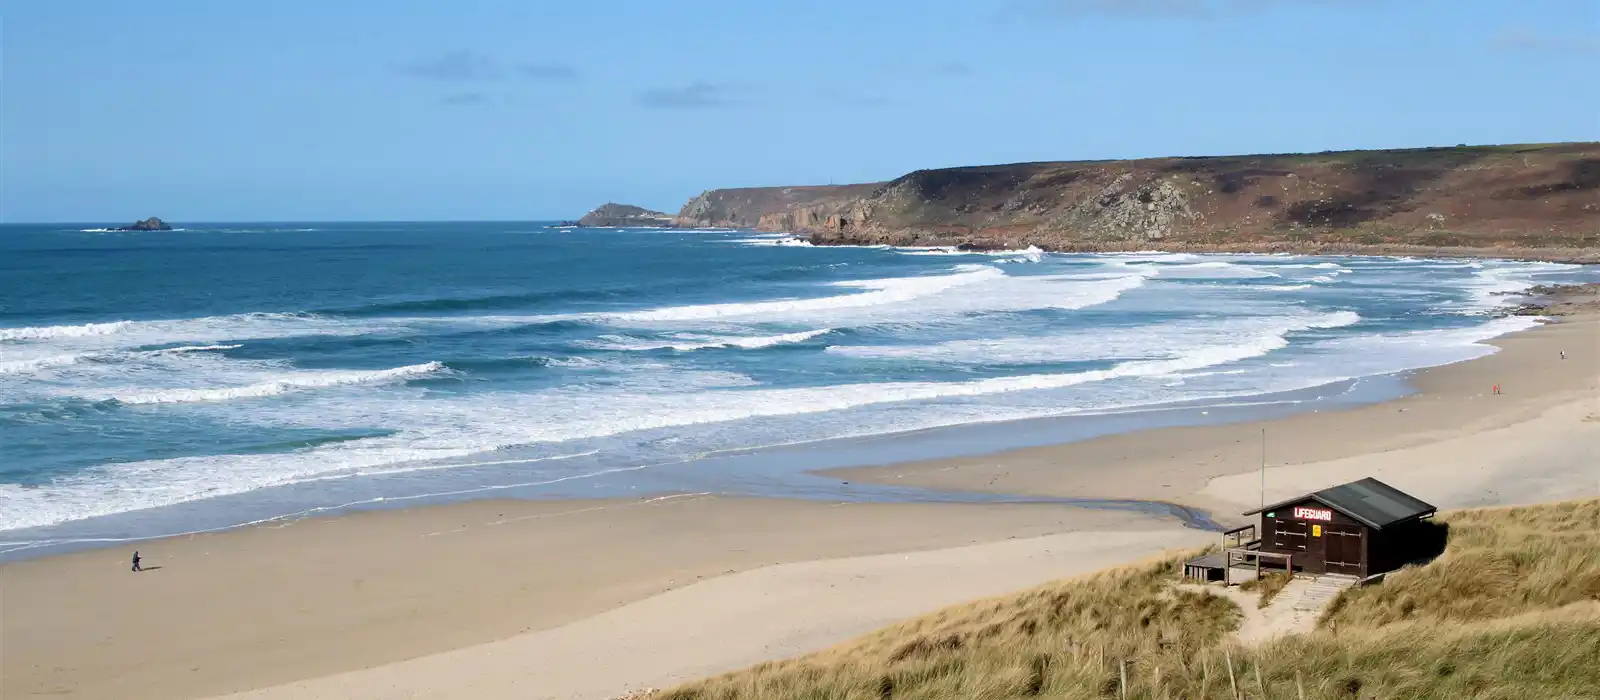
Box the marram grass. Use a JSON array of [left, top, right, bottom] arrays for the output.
[[655, 499, 1600, 700]]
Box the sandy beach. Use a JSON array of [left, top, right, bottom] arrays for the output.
[[3, 297, 1595, 700]]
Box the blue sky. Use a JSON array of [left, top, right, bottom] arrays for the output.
[[4, 0, 1597, 222]]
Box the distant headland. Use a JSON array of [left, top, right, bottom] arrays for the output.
[[581, 142, 1600, 263], [570, 203, 675, 228], [112, 217, 173, 231]]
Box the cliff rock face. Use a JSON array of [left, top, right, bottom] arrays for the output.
[[676, 184, 880, 228], [576, 203, 676, 228], [674, 144, 1600, 262]]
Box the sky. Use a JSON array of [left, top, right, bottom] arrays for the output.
[[3, 0, 1597, 222]]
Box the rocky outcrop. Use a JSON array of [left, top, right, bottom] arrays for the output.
[[113, 217, 172, 231], [673, 143, 1600, 263], [1509, 283, 1600, 316], [576, 203, 676, 228]]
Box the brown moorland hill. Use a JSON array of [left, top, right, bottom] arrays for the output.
[[674, 143, 1600, 262]]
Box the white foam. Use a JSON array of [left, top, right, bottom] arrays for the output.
[[1098, 252, 1203, 263], [1300, 315, 1542, 381], [600, 265, 1006, 323], [0, 344, 240, 377], [1257, 261, 1348, 270], [0, 321, 134, 341], [898, 245, 1046, 262], [584, 328, 832, 352], [1151, 262, 1282, 279], [153, 344, 242, 354], [728, 236, 817, 247], [1457, 262, 1568, 313], [98, 362, 445, 405], [0, 353, 86, 375], [0, 313, 374, 351], [827, 310, 1360, 366]]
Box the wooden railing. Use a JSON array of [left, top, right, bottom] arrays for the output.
[[1223, 524, 1260, 551]]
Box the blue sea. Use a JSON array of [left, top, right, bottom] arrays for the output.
[[2, 222, 1594, 557]]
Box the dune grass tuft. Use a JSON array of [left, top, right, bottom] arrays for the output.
[[655, 499, 1600, 699], [1321, 498, 1600, 628]]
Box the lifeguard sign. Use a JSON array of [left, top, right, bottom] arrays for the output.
[[1293, 506, 1333, 521]]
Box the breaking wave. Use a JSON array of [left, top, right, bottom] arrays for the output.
[[97, 362, 446, 405], [0, 321, 135, 341], [584, 328, 833, 352]]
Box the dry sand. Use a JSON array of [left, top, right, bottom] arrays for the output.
[[2, 496, 1168, 700], [2, 304, 1594, 700]]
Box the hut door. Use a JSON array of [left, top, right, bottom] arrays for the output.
[[1273, 518, 1309, 552], [1323, 526, 1363, 575]]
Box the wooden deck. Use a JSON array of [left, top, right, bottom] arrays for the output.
[[1182, 523, 1294, 585]]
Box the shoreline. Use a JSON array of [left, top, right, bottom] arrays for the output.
[[828, 306, 1598, 520], [0, 313, 1550, 560], [794, 236, 1600, 265], [2, 288, 1595, 700]]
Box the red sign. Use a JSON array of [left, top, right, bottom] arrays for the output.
[[1293, 506, 1333, 521]]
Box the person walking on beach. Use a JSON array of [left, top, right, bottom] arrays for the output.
[[131, 550, 142, 572]]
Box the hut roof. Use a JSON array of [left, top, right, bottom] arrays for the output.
[[1244, 477, 1436, 530]]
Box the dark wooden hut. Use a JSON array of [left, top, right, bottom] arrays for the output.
[[1185, 477, 1439, 584], [1242, 477, 1438, 577]]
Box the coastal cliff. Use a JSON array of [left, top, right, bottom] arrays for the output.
[[676, 184, 879, 228], [674, 143, 1600, 262]]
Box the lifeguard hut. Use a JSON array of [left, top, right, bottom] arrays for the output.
[[1185, 477, 1438, 585]]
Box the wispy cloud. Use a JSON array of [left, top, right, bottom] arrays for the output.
[[395, 51, 503, 82], [518, 62, 581, 82], [1491, 27, 1600, 55], [636, 82, 751, 109], [438, 92, 492, 106], [1005, 0, 1360, 19], [933, 61, 972, 76], [822, 90, 889, 109]]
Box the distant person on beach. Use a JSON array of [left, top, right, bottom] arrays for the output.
[[131, 551, 142, 572], [1560, 350, 1566, 360]]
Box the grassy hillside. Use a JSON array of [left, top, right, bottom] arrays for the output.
[[654, 499, 1600, 699]]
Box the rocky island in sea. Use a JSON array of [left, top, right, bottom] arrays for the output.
[[575, 203, 676, 228], [112, 217, 173, 231]]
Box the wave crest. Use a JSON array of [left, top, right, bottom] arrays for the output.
[[103, 362, 446, 405], [585, 328, 833, 352]]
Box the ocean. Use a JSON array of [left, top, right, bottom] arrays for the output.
[[1, 222, 1594, 557]]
